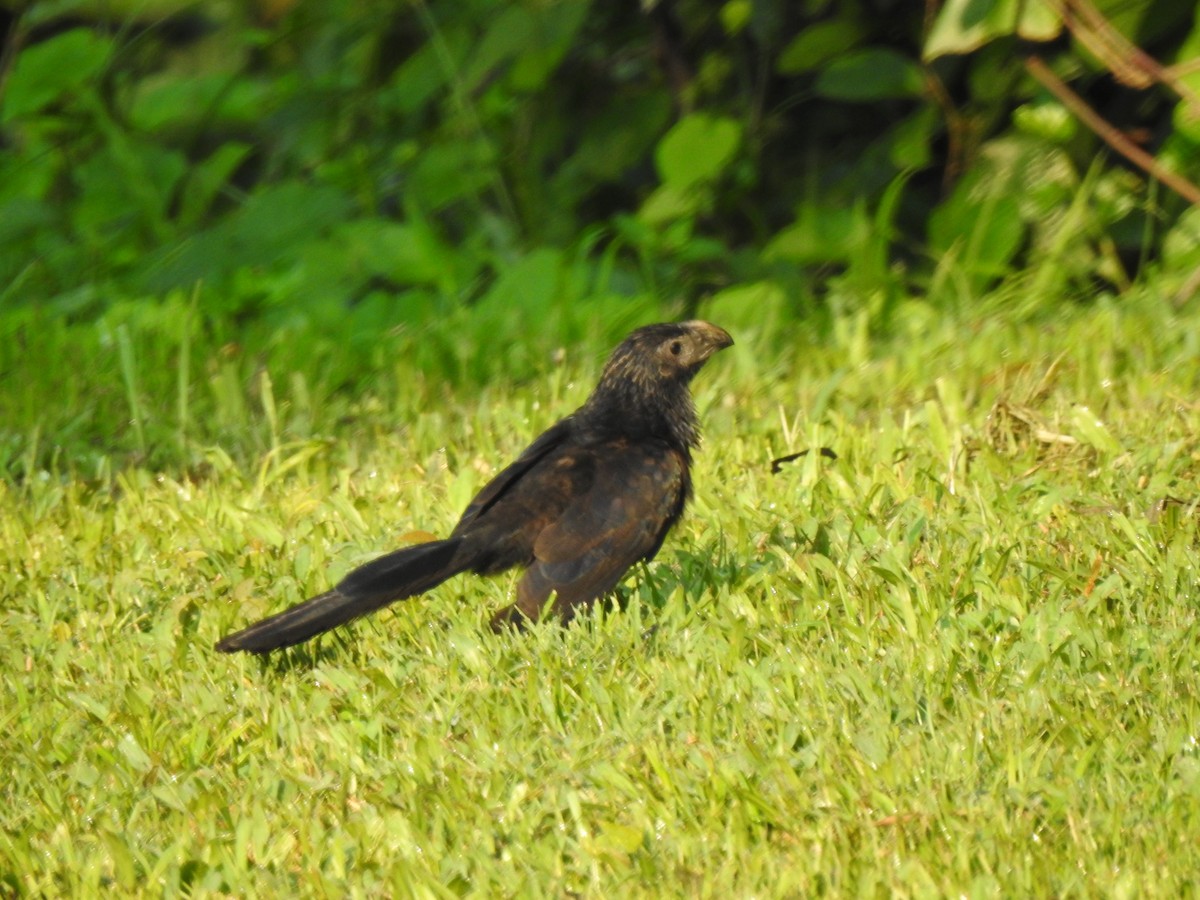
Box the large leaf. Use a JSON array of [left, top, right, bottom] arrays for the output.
[[384, 31, 466, 116], [928, 166, 1025, 288], [558, 89, 672, 182], [139, 183, 354, 290], [2, 29, 111, 121], [475, 247, 564, 320], [638, 183, 703, 226], [462, 1, 591, 93], [655, 114, 743, 189], [777, 20, 864, 74], [71, 140, 187, 242], [703, 281, 788, 334], [177, 143, 255, 229], [130, 73, 268, 135], [333, 218, 459, 290], [924, 0, 1061, 60], [408, 138, 498, 211], [814, 49, 924, 102], [765, 202, 872, 266]]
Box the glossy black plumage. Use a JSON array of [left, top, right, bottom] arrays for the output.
[[214, 320, 732, 653]]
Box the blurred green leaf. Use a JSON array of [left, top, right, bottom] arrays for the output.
[[558, 89, 672, 185], [703, 280, 787, 334], [0, 197, 54, 248], [409, 138, 498, 211], [177, 142, 254, 229], [72, 140, 187, 244], [885, 106, 938, 169], [130, 73, 268, 135], [765, 202, 872, 265], [139, 183, 354, 291], [720, 0, 752, 36], [1019, 2, 1064, 41], [508, 1, 590, 91], [1013, 101, 1076, 143], [463, 2, 590, 93], [638, 184, 702, 225], [2, 28, 111, 121], [928, 158, 1026, 291], [777, 20, 864, 74], [384, 36, 459, 116], [332, 217, 459, 290], [815, 49, 924, 101], [476, 247, 565, 320], [463, 6, 537, 91], [655, 114, 743, 189], [924, 0, 1061, 60], [1163, 206, 1200, 267]]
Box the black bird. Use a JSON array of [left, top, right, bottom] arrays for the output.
[[215, 320, 733, 653]]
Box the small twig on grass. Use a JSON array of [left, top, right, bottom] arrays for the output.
[[770, 447, 839, 474]]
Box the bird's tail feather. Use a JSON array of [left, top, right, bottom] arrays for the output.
[[215, 538, 466, 653]]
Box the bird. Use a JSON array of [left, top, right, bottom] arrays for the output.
[[214, 320, 733, 653]]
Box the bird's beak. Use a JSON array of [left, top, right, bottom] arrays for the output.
[[688, 321, 734, 355]]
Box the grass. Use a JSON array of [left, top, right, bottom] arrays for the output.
[[4, 286, 1200, 896]]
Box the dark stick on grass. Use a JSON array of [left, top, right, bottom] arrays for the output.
[[770, 447, 838, 474]]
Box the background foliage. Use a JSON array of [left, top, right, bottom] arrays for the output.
[[4, 0, 1200, 319]]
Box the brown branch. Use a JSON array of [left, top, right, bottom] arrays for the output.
[[1166, 59, 1200, 80], [1047, 0, 1200, 119], [1025, 56, 1200, 206], [922, 67, 968, 189], [1061, 0, 1153, 88]]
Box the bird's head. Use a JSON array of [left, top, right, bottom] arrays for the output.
[[582, 320, 733, 450], [602, 320, 734, 387]]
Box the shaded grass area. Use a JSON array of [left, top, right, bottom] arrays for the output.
[[4, 289, 1200, 895]]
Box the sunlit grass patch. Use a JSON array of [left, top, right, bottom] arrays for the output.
[[4, 289, 1200, 894]]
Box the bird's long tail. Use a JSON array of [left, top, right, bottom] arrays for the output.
[[214, 538, 467, 654]]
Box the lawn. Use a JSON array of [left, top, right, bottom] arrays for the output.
[[4, 288, 1200, 896]]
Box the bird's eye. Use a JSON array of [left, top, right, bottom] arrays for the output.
[[669, 341, 683, 356]]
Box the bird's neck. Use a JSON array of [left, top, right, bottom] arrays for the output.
[[577, 376, 699, 453]]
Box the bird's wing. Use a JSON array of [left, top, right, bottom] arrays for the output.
[[452, 417, 576, 532], [514, 440, 689, 617]]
